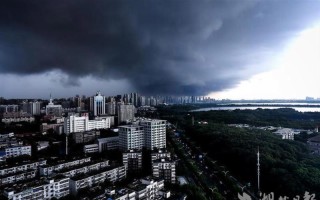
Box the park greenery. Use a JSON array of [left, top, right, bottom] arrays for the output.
[[158, 105, 320, 197]]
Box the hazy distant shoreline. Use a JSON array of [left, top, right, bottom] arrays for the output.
[[191, 103, 320, 112]]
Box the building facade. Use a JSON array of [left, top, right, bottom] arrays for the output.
[[4, 176, 70, 200], [69, 165, 127, 195], [117, 103, 135, 124], [46, 97, 63, 117], [140, 119, 166, 150], [122, 150, 142, 172], [152, 159, 176, 184], [97, 137, 119, 152], [90, 91, 106, 116], [119, 125, 144, 151], [83, 144, 99, 154], [64, 115, 111, 134]]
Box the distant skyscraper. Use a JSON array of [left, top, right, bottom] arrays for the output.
[[90, 91, 106, 116], [117, 103, 135, 124], [46, 95, 63, 117], [28, 101, 41, 115], [106, 98, 116, 115], [130, 93, 139, 107], [139, 96, 146, 107]]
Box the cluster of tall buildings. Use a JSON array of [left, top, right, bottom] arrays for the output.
[[0, 90, 180, 199], [119, 119, 166, 151]]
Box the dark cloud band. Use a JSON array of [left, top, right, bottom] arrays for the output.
[[0, 0, 319, 95]]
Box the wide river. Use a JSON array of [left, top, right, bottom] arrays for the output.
[[192, 104, 320, 112]]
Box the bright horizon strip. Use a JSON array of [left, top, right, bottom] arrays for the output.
[[210, 24, 320, 100]]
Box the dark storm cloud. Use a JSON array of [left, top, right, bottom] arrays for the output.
[[0, 0, 320, 95]]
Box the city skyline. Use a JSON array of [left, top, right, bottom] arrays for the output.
[[1, 1, 320, 99]]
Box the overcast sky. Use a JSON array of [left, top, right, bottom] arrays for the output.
[[1, 0, 320, 99]]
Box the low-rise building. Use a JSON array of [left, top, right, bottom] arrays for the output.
[[4, 175, 70, 199], [128, 177, 169, 199], [273, 128, 297, 140], [37, 141, 50, 151], [0, 145, 32, 160], [83, 144, 99, 154], [40, 123, 64, 134], [0, 170, 37, 186], [52, 160, 110, 178], [0, 160, 47, 177], [73, 130, 100, 144], [97, 137, 119, 152], [308, 135, 320, 155], [105, 188, 136, 200], [1, 112, 35, 124], [69, 165, 127, 195], [40, 157, 91, 176]]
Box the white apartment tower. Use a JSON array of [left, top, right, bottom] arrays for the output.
[[140, 119, 166, 150], [64, 114, 111, 134], [90, 91, 106, 116], [28, 101, 41, 115], [119, 125, 144, 151]]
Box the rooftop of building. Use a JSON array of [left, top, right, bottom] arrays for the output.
[[308, 134, 320, 143], [127, 177, 164, 192], [153, 158, 175, 163], [70, 164, 125, 181], [151, 148, 170, 154], [124, 149, 142, 154], [53, 160, 109, 174], [118, 124, 143, 129], [3, 175, 68, 194], [105, 187, 135, 199], [43, 156, 91, 167], [0, 158, 47, 170], [97, 136, 119, 142], [0, 169, 37, 179], [137, 118, 166, 123]]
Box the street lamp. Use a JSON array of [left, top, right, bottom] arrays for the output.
[[222, 170, 229, 176], [240, 185, 246, 192], [209, 187, 218, 193]]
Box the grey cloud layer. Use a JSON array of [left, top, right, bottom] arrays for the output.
[[0, 0, 319, 95]]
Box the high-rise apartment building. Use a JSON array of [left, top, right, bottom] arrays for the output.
[[106, 101, 116, 115], [119, 125, 144, 151], [118, 119, 167, 151], [90, 91, 106, 116], [27, 101, 41, 115], [117, 103, 135, 124], [140, 119, 166, 150]]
